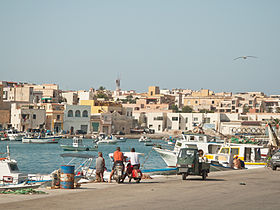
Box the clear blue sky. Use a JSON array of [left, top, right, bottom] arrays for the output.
[[0, 0, 279, 94]]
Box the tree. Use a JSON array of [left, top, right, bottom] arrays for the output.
[[182, 106, 193, 113], [199, 109, 214, 113], [170, 104, 179, 113], [243, 105, 250, 114], [98, 86, 106, 91]]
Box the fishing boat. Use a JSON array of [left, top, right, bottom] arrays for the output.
[[97, 135, 118, 145], [7, 130, 24, 141], [22, 132, 60, 144], [139, 136, 152, 143], [153, 133, 223, 167], [60, 137, 98, 151], [117, 137, 127, 142], [204, 143, 267, 169], [0, 145, 43, 190]]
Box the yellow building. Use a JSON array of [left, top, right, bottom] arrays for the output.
[[80, 100, 122, 115], [148, 86, 160, 96], [41, 103, 64, 132]]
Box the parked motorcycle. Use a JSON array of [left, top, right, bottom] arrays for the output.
[[113, 162, 124, 184]]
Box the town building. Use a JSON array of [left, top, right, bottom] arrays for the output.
[[64, 105, 91, 134], [62, 91, 78, 105], [80, 100, 123, 115], [10, 103, 46, 131], [41, 103, 64, 133]]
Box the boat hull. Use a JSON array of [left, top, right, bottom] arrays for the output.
[[60, 145, 98, 151], [22, 137, 59, 144]]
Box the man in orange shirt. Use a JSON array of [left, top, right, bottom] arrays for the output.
[[109, 147, 125, 183]]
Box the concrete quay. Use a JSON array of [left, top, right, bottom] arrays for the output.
[[1, 168, 280, 210]]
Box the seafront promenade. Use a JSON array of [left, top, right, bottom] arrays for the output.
[[1, 168, 279, 210]]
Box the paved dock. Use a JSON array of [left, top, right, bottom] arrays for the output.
[[1, 168, 280, 210]]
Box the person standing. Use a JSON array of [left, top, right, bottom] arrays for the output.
[[95, 152, 106, 182]]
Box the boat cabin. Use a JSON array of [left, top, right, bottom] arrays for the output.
[[0, 158, 26, 185], [205, 143, 264, 166], [73, 137, 83, 148]]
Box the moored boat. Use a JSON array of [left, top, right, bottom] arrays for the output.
[[22, 132, 60, 144], [60, 137, 98, 151], [139, 136, 152, 143], [153, 133, 223, 167]]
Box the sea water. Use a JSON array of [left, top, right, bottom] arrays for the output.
[[0, 139, 169, 174]]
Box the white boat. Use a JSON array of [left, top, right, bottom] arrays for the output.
[[60, 137, 98, 151], [204, 143, 267, 169], [153, 133, 223, 167], [97, 135, 118, 145], [139, 136, 152, 142], [0, 145, 47, 190], [117, 137, 127, 142], [22, 132, 60, 144], [7, 130, 24, 141]]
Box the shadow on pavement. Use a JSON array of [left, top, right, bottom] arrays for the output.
[[183, 178, 225, 181]]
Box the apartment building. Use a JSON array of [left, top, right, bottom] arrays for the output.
[[41, 103, 64, 133], [64, 105, 91, 134], [11, 103, 46, 131]]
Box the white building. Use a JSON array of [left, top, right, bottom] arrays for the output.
[[63, 105, 91, 134], [11, 103, 46, 131], [62, 92, 78, 105]]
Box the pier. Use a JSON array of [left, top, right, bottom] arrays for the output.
[[0, 168, 279, 210]]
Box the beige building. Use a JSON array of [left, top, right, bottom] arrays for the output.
[[25, 84, 61, 103], [62, 91, 78, 105], [41, 103, 64, 132], [3, 86, 34, 103], [11, 103, 46, 131], [91, 111, 133, 135]]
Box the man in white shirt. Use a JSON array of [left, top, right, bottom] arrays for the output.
[[128, 148, 140, 169]]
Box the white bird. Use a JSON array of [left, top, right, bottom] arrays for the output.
[[234, 56, 258, 60]]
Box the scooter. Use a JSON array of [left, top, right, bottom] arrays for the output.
[[126, 163, 142, 183], [113, 162, 124, 184]]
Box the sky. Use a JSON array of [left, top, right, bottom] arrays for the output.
[[0, 0, 280, 94]]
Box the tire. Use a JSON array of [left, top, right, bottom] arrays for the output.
[[272, 165, 277, 171], [202, 170, 207, 180], [182, 173, 188, 180], [116, 177, 121, 184]]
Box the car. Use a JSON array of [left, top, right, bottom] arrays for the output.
[[271, 150, 280, 170]]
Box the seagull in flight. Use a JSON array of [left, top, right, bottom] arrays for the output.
[[234, 56, 258, 60]]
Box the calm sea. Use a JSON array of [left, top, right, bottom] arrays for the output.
[[0, 139, 168, 174]]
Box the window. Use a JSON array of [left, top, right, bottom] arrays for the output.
[[158, 125, 161, 131], [82, 110, 88, 117], [212, 101, 215, 104], [33, 114, 36, 119], [231, 148, 239, 155], [154, 116, 163, 121], [57, 115, 60, 120], [204, 117, 210, 123], [75, 110, 81, 117], [232, 101, 236, 104], [195, 101, 198, 104], [185, 118, 188, 123], [194, 117, 198, 121], [68, 110, 73, 117], [249, 100, 253, 105], [172, 117, 178, 121], [220, 148, 229, 154]]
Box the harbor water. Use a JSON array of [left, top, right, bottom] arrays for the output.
[[0, 139, 168, 174]]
